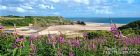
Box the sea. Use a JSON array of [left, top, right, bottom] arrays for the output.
[[67, 17, 140, 24]]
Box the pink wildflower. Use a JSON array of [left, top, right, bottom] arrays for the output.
[[69, 51, 74, 56], [0, 25, 4, 29]]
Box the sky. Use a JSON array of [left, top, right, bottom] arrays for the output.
[[0, 0, 140, 17]]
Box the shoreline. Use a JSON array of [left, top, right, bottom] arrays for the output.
[[85, 22, 125, 27], [38, 22, 125, 35], [4, 22, 126, 35]]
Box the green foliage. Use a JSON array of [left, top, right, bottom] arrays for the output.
[[0, 30, 140, 56], [0, 18, 33, 26], [34, 36, 56, 56], [0, 16, 73, 27], [87, 32, 94, 39], [119, 20, 140, 30], [121, 28, 140, 36], [121, 28, 135, 36], [118, 20, 140, 36], [84, 30, 113, 39], [0, 34, 15, 56]]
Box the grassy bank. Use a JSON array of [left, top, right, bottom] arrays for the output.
[[0, 16, 73, 27]]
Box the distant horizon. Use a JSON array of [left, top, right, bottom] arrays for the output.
[[1, 15, 140, 18]]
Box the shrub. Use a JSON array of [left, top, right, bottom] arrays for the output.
[[76, 21, 86, 25]]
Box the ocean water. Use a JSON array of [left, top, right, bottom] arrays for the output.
[[67, 17, 140, 24]]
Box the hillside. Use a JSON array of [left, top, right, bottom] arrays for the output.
[[0, 16, 73, 27], [119, 20, 140, 30], [119, 20, 140, 35]]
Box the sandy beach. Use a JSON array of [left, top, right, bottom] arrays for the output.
[[38, 22, 125, 35], [5, 22, 125, 36]]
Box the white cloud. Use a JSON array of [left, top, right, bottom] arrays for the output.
[[74, 0, 81, 3], [63, 0, 69, 2], [39, 4, 55, 10], [127, 0, 135, 4], [117, 0, 135, 4], [83, 0, 89, 5], [95, 9, 112, 14], [94, 0, 108, 4], [39, 4, 48, 9], [73, 0, 89, 5], [51, 0, 60, 3], [87, 6, 113, 14], [53, 12, 60, 15], [50, 6, 55, 9], [0, 5, 7, 10], [16, 7, 26, 13], [21, 5, 33, 10]]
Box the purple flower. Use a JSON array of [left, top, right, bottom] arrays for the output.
[[0, 25, 4, 29], [75, 40, 80, 46], [111, 24, 118, 31], [83, 32, 88, 37], [16, 35, 25, 43], [48, 33, 52, 38], [122, 37, 140, 46], [69, 51, 74, 56], [13, 43, 17, 48], [14, 35, 25, 48], [110, 24, 124, 39], [70, 39, 80, 47], [58, 36, 64, 44], [111, 24, 117, 32], [89, 43, 96, 49], [58, 31, 65, 44]]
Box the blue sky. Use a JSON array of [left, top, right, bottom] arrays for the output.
[[0, 0, 140, 17]]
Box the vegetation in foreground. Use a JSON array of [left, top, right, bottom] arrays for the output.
[[0, 19, 140, 56], [0, 30, 140, 56]]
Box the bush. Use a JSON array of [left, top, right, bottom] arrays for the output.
[[76, 21, 86, 25], [87, 32, 94, 39]]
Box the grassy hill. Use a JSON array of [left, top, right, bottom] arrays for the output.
[[119, 20, 140, 30], [119, 20, 140, 35], [0, 16, 73, 27]]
